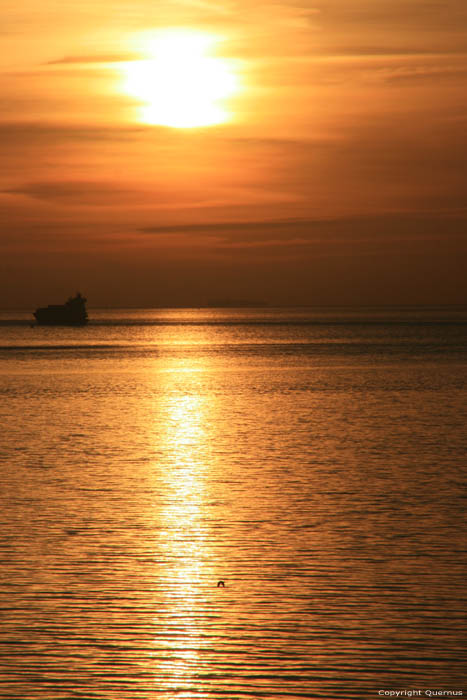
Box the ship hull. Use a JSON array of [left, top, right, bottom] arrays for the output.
[[33, 311, 88, 326]]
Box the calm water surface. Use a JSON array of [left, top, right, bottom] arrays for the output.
[[1, 307, 466, 699]]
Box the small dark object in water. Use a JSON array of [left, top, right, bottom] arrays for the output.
[[217, 580, 225, 587], [33, 292, 88, 326]]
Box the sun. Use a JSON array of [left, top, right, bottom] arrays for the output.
[[122, 30, 239, 128]]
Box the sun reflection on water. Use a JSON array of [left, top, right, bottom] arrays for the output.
[[147, 355, 222, 692]]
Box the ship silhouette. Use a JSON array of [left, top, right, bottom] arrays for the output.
[[33, 292, 88, 326]]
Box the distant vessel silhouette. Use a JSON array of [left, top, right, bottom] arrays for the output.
[[33, 292, 88, 326]]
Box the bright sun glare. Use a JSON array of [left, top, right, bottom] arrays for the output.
[[122, 30, 239, 128]]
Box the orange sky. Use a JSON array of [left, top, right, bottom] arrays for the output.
[[1, 0, 466, 307]]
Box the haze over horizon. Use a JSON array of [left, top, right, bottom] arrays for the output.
[[2, 0, 466, 308]]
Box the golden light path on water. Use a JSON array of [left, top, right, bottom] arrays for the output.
[[145, 349, 222, 692], [121, 30, 240, 127]]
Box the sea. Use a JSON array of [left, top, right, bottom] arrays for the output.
[[0, 306, 466, 700]]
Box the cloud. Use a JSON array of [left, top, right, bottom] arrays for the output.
[[379, 65, 467, 84], [0, 121, 151, 145], [4, 180, 151, 206], [2, 175, 246, 211], [139, 213, 467, 247], [320, 47, 467, 57], [351, 56, 467, 84], [45, 53, 141, 65], [312, 0, 467, 30]]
